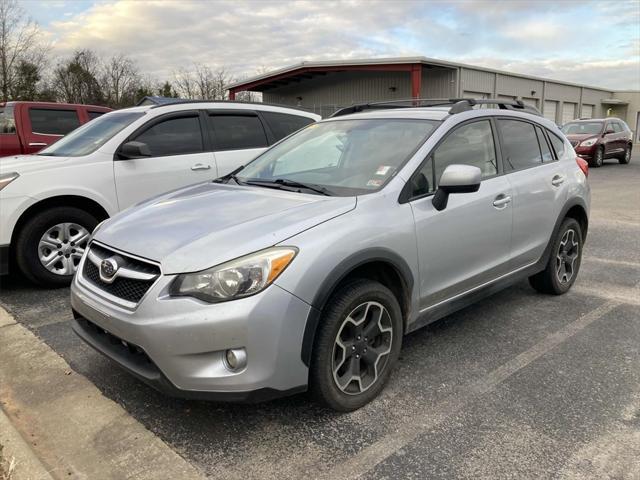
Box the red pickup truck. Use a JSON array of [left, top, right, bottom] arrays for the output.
[[0, 101, 111, 157]]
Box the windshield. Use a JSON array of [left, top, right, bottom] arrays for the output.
[[561, 122, 603, 135], [237, 119, 439, 196], [38, 111, 145, 157]]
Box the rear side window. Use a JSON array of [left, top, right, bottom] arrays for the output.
[[29, 108, 80, 135], [209, 114, 268, 151], [0, 106, 16, 134], [88, 111, 106, 120], [547, 131, 565, 158], [535, 126, 554, 162], [498, 119, 542, 171], [134, 115, 203, 157], [261, 111, 315, 141]]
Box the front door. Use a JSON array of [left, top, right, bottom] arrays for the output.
[[114, 112, 215, 208], [409, 119, 513, 309]]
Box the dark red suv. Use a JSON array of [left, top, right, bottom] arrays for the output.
[[0, 101, 111, 157], [561, 118, 633, 167]]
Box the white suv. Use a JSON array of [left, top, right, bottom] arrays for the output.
[[0, 101, 319, 286]]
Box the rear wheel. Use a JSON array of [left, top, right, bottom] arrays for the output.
[[15, 207, 97, 287], [589, 146, 604, 168], [618, 144, 632, 164], [310, 279, 403, 411], [529, 218, 583, 295]]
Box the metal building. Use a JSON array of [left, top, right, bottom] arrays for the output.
[[227, 57, 639, 142]]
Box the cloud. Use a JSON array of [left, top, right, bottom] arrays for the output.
[[39, 0, 639, 90]]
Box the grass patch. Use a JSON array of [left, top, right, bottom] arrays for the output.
[[0, 444, 15, 480]]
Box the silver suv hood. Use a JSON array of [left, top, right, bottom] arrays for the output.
[[94, 182, 356, 274]]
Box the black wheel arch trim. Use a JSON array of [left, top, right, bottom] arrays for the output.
[[300, 247, 414, 367], [538, 197, 589, 270]]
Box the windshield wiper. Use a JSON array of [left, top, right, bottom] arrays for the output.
[[213, 165, 245, 184], [244, 178, 332, 196]]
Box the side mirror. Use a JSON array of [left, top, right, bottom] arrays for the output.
[[432, 164, 482, 211], [604, 128, 615, 135], [118, 141, 151, 160]]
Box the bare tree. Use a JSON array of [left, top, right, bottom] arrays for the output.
[[0, 0, 47, 101], [173, 63, 234, 100], [101, 53, 141, 107]]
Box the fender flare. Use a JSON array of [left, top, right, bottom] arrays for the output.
[[300, 247, 414, 367]]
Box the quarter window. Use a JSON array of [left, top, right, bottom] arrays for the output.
[[262, 111, 315, 141], [29, 108, 80, 135], [535, 126, 554, 162], [547, 130, 565, 158], [498, 119, 542, 171], [88, 111, 106, 120], [134, 115, 203, 157], [209, 114, 268, 150], [0, 106, 16, 134], [432, 120, 498, 187]]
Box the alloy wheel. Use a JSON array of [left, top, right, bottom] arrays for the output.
[[556, 229, 579, 284], [332, 301, 393, 395], [595, 148, 603, 166], [38, 222, 90, 276], [625, 148, 631, 162]]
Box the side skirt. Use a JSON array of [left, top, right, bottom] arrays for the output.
[[407, 261, 543, 334]]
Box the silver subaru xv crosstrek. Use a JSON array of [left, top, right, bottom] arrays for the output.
[[70, 99, 590, 411]]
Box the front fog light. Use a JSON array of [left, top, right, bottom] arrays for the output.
[[224, 348, 247, 371]]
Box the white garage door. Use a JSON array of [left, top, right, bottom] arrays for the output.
[[543, 100, 557, 122], [581, 104, 594, 119], [562, 103, 577, 124], [522, 97, 538, 108], [463, 91, 489, 99]]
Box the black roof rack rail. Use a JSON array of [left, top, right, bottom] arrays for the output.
[[331, 98, 465, 118], [448, 99, 542, 116], [148, 99, 317, 114], [330, 97, 542, 118]]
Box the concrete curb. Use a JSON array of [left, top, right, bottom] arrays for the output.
[[0, 407, 54, 480], [0, 306, 204, 480]]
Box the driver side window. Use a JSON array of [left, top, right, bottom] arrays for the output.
[[411, 120, 497, 197]]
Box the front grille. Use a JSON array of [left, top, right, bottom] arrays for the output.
[[81, 243, 160, 305]]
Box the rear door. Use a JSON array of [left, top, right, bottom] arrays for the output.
[[497, 118, 568, 269], [23, 106, 81, 153], [113, 111, 215, 208], [206, 110, 270, 176]]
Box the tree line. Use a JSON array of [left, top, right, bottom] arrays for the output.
[[0, 0, 257, 108]]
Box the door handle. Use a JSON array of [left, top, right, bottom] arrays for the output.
[[551, 174, 566, 187], [191, 163, 211, 171], [28, 142, 47, 147], [493, 194, 511, 208]]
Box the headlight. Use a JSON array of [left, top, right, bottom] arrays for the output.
[[170, 247, 298, 303], [0, 172, 19, 191], [579, 137, 598, 147]]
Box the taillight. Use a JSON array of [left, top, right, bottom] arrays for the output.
[[576, 157, 589, 178]]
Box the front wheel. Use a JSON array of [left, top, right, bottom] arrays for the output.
[[310, 279, 403, 411], [15, 206, 98, 287], [589, 146, 604, 168], [529, 218, 583, 295], [619, 144, 632, 164]]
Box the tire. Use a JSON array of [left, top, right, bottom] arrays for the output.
[[618, 144, 632, 164], [15, 206, 98, 287], [589, 146, 604, 168], [529, 217, 583, 295], [310, 279, 403, 411]]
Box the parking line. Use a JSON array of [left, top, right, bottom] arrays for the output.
[[319, 300, 620, 480], [584, 256, 640, 269], [573, 284, 640, 307]]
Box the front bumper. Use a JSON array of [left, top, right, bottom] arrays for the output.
[[70, 262, 312, 401], [574, 144, 596, 159]]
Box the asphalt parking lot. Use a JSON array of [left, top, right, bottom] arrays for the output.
[[1, 155, 639, 479]]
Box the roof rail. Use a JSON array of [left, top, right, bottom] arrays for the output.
[[448, 99, 542, 116], [331, 98, 464, 118], [331, 97, 542, 118], [148, 99, 317, 114]]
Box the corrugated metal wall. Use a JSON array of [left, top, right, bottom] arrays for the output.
[[261, 63, 617, 121]]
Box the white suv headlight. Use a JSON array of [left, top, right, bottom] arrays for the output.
[[579, 137, 598, 147], [170, 247, 298, 303], [0, 172, 19, 191]]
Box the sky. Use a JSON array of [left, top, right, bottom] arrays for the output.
[[22, 0, 640, 90]]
